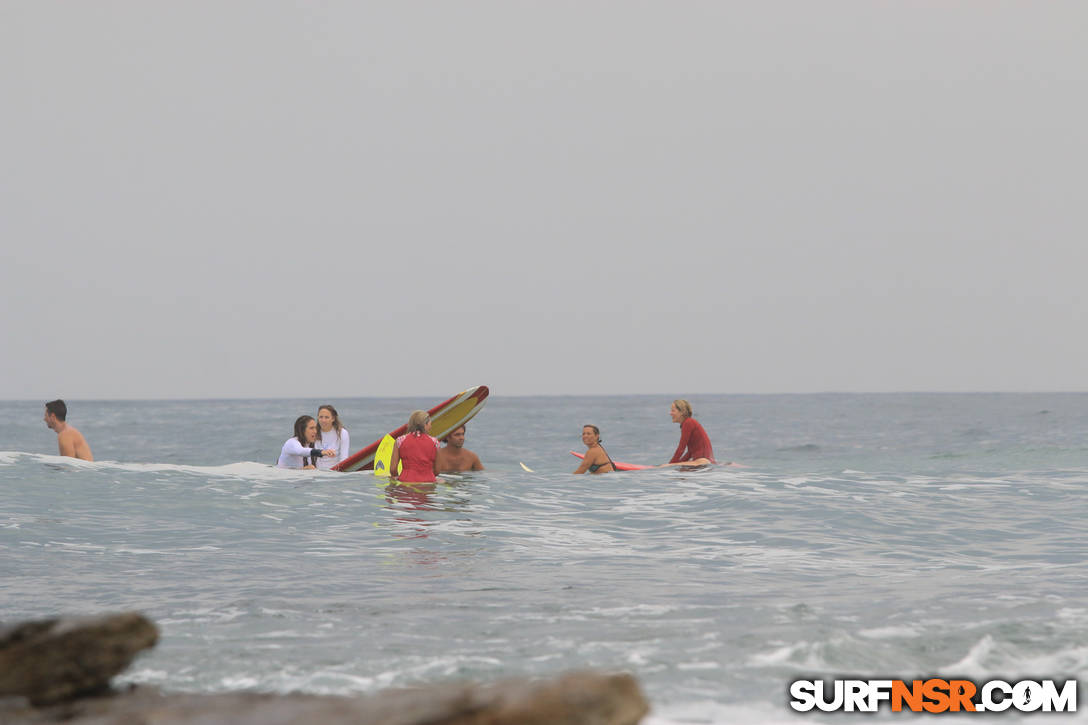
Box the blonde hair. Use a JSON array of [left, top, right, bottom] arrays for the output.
[[672, 399, 693, 418], [406, 410, 430, 433]]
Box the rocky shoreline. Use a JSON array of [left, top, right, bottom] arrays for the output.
[[0, 613, 649, 725]]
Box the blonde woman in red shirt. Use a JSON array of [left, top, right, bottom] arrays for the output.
[[390, 410, 439, 483], [663, 399, 716, 466]]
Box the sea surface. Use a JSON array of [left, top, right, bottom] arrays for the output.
[[2, 393, 1087, 723]]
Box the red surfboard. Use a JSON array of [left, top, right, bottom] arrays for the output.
[[569, 451, 744, 470], [569, 451, 652, 471]]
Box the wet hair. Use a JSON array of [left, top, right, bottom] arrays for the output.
[[318, 405, 342, 438], [583, 424, 601, 441], [293, 415, 316, 443], [406, 410, 430, 434], [672, 399, 693, 419], [45, 399, 67, 421]]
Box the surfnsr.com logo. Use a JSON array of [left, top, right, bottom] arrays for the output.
[[789, 679, 1077, 713]]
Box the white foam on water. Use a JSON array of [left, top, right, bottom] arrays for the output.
[[277, 670, 378, 694], [219, 675, 261, 689], [940, 634, 997, 677], [50, 541, 106, 553], [33, 455, 352, 482], [116, 667, 175, 686], [1057, 607, 1088, 622], [19, 452, 98, 468], [1012, 645, 1088, 676], [748, 641, 830, 670], [675, 661, 720, 671], [159, 606, 249, 625], [943, 634, 1088, 680], [858, 625, 921, 639], [0, 451, 25, 465], [252, 630, 309, 640], [366, 655, 506, 689], [302, 547, 368, 557], [796, 485, 840, 496], [585, 604, 684, 617]]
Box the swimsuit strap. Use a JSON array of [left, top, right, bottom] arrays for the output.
[[592, 446, 617, 472], [603, 447, 618, 472]]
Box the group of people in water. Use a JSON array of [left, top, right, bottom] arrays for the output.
[[43, 397, 715, 480], [276, 398, 715, 482], [275, 405, 483, 480]]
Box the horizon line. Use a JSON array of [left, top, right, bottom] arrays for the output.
[[4, 390, 1088, 403]]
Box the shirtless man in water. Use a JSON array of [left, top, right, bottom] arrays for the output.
[[435, 424, 484, 473], [44, 399, 94, 461]]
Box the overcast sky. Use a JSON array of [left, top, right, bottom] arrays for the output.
[[2, 2, 1085, 399]]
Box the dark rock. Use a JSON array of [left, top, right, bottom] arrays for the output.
[[0, 611, 648, 724], [11, 671, 648, 725], [0, 613, 158, 706]]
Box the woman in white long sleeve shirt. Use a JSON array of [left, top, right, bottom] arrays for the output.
[[315, 404, 350, 470], [277, 415, 336, 469]]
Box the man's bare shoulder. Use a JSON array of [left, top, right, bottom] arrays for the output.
[[57, 426, 83, 443], [454, 448, 484, 471], [436, 447, 482, 473], [58, 426, 93, 461]]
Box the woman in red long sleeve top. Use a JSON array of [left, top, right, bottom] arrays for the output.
[[666, 399, 716, 465]]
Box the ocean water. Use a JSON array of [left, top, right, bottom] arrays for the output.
[[2, 393, 1088, 723]]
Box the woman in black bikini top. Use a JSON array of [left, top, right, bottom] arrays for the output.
[[573, 424, 616, 475]]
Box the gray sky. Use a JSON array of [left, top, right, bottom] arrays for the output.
[[2, 1, 1085, 399]]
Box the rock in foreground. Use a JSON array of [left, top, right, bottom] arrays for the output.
[[7, 671, 648, 725], [0, 610, 647, 724], [0, 612, 158, 706]]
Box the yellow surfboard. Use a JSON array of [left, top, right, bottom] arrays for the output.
[[372, 435, 401, 477]]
